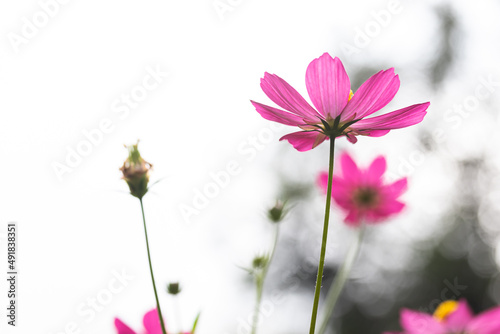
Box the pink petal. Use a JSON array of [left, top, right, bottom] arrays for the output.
[[345, 132, 358, 143], [251, 101, 306, 126], [341, 69, 400, 120], [381, 178, 408, 198], [319, 172, 357, 218], [445, 299, 474, 332], [305, 53, 350, 119], [365, 209, 387, 223], [319, 173, 352, 197], [369, 206, 405, 223], [467, 306, 500, 334], [344, 209, 362, 226], [317, 171, 329, 194], [366, 156, 387, 183], [351, 102, 429, 131], [331, 177, 354, 207], [374, 200, 405, 218], [331, 176, 350, 191], [114, 318, 137, 334], [143, 309, 164, 334], [400, 309, 446, 334], [279, 131, 327, 151], [352, 129, 391, 138], [339, 152, 361, 182], [260, 72, 321, 121]]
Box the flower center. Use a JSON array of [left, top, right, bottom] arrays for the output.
[[433, 300, 459, 322], [300, 90, 356, 137], [352, 187, 379, 208]]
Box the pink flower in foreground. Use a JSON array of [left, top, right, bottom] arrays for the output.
[[317, 152, 407, 226], [114, 309, 190, 334], [251, 53, 430, 151], [114, 309, 163, 334], [385, 299, 500, 334]]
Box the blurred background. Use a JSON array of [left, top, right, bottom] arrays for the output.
[[1, 0, 499, 333]]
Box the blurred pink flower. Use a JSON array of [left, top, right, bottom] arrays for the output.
[[317, 152, 407, 226], [251, 52, 430, 151], [114, 309, 190, 334], [385, 299, 500, 334]]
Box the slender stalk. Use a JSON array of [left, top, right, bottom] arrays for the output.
[[139, 198, 167, 334], [317, 225, 366, 334], [265, 224, 280, 277], [251, 277, 264, 334], [251, 224, 280, 334], [309, 137, 336, 334]]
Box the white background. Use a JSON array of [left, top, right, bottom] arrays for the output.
[[1, 0, 500, 333]]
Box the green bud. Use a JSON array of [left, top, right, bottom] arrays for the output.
[[167, 282, 181, 295], [268, 200, 287, 223], [119, 141, 152, 199], [252, 254, 269, 270]]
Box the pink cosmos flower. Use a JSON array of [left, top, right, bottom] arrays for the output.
[[114, 309, 190, 334], [317, 152, 407, 226], [251, 53, 430, 151], [385, 299, 500, 334]]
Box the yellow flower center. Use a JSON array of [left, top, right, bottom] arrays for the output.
[[348, 90, 354, 101], [433, 300, 459, 321]]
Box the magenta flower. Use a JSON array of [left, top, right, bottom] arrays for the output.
[[385, 299, 500, 334], [317, 152, 407, 226], [251, 53, 430, 151], [114, 309, 191, 334], [115, 309, 164, 334]]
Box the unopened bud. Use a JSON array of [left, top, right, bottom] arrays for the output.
[[268, 200, 287, 223], [119, 141, 152, 199], [252, 255, 269, 270], [167, 282, 181, 295]]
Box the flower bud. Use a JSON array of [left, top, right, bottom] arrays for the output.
[[167, 282, 181, 295], [268, 200, 287, 223], [120, 142, 152, 199], [252, 254, 269, 270]]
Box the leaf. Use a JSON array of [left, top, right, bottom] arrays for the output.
[[190, 312, 201, 334]]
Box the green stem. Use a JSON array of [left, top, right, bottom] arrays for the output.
[[251, 223, 280, 334], [309, 137, 336, 334], [317, 225, 366, 334], [139, 198, 167, 334], [265, 224, 280, 278], [251, 277, 264, 334]]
